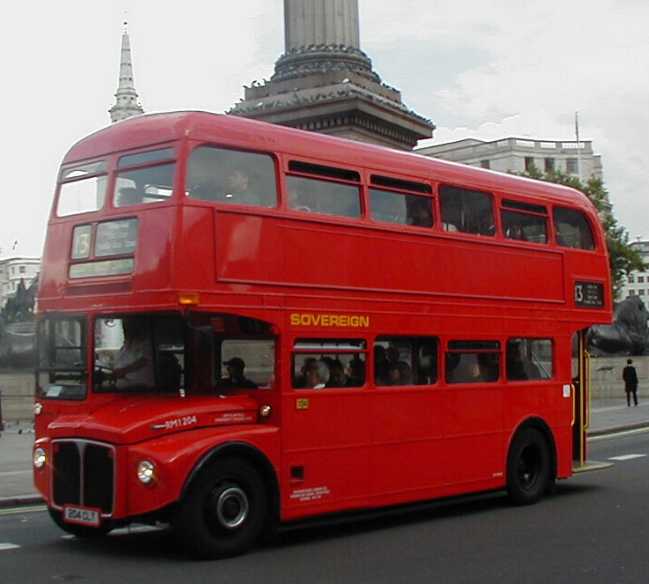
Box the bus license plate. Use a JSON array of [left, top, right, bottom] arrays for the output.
[[63, 506, 101, 527]]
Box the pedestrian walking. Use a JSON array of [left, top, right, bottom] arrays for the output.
[[622, 358, 639, 407]]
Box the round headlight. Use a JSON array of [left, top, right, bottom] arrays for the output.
[[33, 447, 47, 469], [137, 460, 157, 485]]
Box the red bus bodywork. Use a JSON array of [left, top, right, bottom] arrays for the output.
[[33, 112, 612, 554]]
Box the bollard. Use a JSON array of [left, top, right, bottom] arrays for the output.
[[0, 389, 4, 432]]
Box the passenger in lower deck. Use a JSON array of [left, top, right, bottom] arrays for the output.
[[217, 357, 258, 389]]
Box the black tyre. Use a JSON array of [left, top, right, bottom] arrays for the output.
[[506, 427, 551, 505], [48, 508, 113, 538], [173, 458, 267, 559]]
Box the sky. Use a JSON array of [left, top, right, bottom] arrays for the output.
[[1, 0, 648, 259]]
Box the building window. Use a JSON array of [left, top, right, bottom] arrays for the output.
[[639, 290, 645, 296], [638, 276, 645, 283], [480, 160, 490, 169], [544, 158, 555, 173], [524, 157, 535, 172], [629, 275, 635, 283], [19, 266, 26, 274], [629, 290, 636, 295], [566, 158, 578, 174]]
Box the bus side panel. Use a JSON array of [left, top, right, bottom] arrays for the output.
[[440, 385, 505, 484], [214, 215, 566, 302], [281, 391, 370, 518], [369, 388, 444, 497]]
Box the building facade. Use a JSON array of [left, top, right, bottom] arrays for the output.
[[416, 137, 603, 180], [0, 257, 40, 308], [229, 0, 433, 150], [620, 240, 649, 302]]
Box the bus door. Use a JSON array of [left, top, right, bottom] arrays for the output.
[[281, 338, 370, 517], [572, 330, 590, 467]]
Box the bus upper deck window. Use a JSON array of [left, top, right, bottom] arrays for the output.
[[553, 207, 595, 250], [501, 200, 548, 244], [370, 190, 433, 228], [440, 185, 495, 236], [287, 175, 361, 218], [57, 161, 107, 216], [187, 146, 277, 208], [115, 148, 176, 208]]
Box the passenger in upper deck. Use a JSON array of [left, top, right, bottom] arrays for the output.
[[407, 199, 433, 227], [117, 186, 144, 207]]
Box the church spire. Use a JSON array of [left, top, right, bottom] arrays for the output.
[[109, 22, 144, 123]]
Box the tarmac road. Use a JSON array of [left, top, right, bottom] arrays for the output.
[[0, 429, 647, 584]]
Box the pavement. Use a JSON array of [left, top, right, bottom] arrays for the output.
[[0, 399, 648, 508]]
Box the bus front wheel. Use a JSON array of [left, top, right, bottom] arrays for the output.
[[506, 427, 551, 505], [173, 458, 267, 559]]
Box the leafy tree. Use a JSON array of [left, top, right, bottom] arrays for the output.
[[515, 165, 646, 300]]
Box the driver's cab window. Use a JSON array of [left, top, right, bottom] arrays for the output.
[[94, 315, 184, 393], [187, 314, 275, 393]]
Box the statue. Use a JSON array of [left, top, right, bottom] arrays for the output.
[[0, 276, 38, 368], [588, 296, 649, 356]]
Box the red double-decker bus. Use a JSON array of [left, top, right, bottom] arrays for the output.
[[33, 112, 612, 558]]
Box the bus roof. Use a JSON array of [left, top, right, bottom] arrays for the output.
[[64, 111, 595, 212]]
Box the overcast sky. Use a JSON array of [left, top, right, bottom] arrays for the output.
[[2, 0, 647, 258]]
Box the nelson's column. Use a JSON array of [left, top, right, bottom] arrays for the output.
[[230, 0, 434, 150]]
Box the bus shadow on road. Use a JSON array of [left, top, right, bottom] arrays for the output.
[[54, 483, 605, 561], [270, 482, 606, 551]]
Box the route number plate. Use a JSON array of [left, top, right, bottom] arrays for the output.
[[63, 505, 101, 527]]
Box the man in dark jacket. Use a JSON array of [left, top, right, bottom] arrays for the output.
[[622, 359, 639, 407]]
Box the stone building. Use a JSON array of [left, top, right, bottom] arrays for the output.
[[416, 137, 603, 180], [620, 240, 649, 301], [230, 0, 433, 150], [0, 257, 40, 309]]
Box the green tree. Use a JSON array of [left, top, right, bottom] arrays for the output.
[[516, 165, 646, 300]]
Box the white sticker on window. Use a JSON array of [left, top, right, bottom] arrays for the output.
[[46, 385, 63, 397], [563, 384, 571, 398]]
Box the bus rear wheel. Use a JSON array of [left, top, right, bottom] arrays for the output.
[[173, 458, 267, 559], [507, 427, 550, 505]]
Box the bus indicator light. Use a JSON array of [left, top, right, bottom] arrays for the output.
[[178, 292, 200, 306]]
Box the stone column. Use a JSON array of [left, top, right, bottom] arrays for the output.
[[284, 0, 360, 50]]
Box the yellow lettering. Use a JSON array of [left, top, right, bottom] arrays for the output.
[[290, 313, 370, 328]]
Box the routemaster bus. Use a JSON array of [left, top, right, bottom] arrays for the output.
[[33, 111, 612, 558]]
